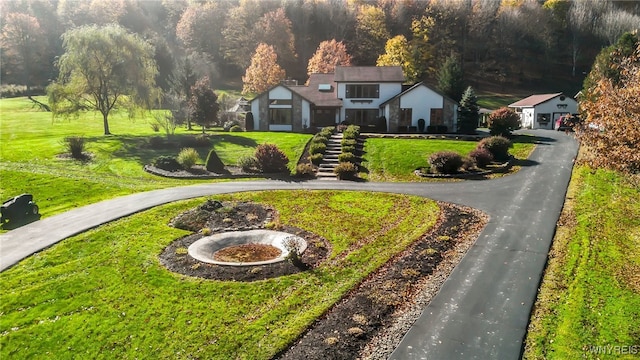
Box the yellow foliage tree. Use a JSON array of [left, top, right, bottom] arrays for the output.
[[307, 39, 352, 75], [242, 43, 286, 95], [578, 43, 640, 174]]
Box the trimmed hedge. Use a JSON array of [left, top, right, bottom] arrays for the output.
[[469, 148, 494, 168], [428, 151, 463, 174], [255, 143, 289, 173], [153, 156, 182, 172], [334, 162, 358, 180], [477, 136, 512, 161], [205, 149, 226, 173]]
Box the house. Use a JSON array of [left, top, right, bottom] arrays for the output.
[[509, 93, 578, 130], [248, 66, 458, 133]]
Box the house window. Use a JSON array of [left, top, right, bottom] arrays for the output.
[[270, 99, 292, 105], [345, 109, 378, 127], [400, 108, 412, 127], [269, 108, 292, 125], [345, 84, 379, 99], [430, 109, 443, 125], [537, 113, 550, 124]]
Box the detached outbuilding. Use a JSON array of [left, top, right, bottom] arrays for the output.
[[509, 93, 578, 130]]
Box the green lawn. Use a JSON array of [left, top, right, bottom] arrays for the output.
[[0, 97, 310, 222], [361, 135, 536, 182], [0, 190, 439, 359], [524, 166, 640, 359]]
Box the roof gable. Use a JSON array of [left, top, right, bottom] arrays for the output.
[[509, 93, 567, 107], [380, 82, 457, 107], [289, 73, 342, 107], [334, 66, 404, 83]]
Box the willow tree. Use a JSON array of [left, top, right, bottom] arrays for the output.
[[48, 24, 159, 135]]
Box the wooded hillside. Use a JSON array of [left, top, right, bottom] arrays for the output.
[[2, 0, 639, 97]]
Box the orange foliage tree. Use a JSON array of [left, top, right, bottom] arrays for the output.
[[242, 43, 286, 94], [578, 43, 640, 174], [306, 39, 352, 75]]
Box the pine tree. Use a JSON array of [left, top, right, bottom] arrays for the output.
[[437, 55, 465, 102], [457, 86, 479, 134]]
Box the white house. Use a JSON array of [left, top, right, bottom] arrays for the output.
[[248, 66, 458, 133], [509, 93, 578, 130]]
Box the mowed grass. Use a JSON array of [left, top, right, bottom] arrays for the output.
[[0, 190, 439, 359], [361, 135, 536, 181], [524, 166, 640, 359], [0, 97, 310, 222]]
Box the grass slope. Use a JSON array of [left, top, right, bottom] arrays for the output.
[[0, 190, 439, 359], [361, 135, 536, 182], [0, 97, 310, 222], [524, 166, 640, 359]]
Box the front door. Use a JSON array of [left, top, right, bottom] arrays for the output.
[[312, 108, 336, 127]]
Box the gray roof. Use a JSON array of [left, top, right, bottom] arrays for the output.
[[334, 66, 404, 83]]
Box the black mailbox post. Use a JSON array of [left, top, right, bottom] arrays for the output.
[[1, 194, 39, 224]]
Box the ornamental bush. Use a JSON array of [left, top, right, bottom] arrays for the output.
[[295, 163, 315, 178], [223, 120, 241, 132], [338, 152, 356, 163], [476, 136, 512, 161], [64, 136, 86, 159], [341, 145, 356, 153], [428, 151, 463, 174], [229, 125, 243, 132], [334, 162, 358, 180], [153, 156, 182, 172], [177, 148, 201, 169], [487, 107, 520, 136], [341, 138, 357, 147], [205, 149, 225, 173], [309, 153, 323, 165], [255, 143, 289, 173], [342, 125, 360, 139], [309, 142, 327, 155], [468, 148, 494, 168], [237, 155, 258, 172]]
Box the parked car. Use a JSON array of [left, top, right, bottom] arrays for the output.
[[0, 194, 39, 224], [556, 114, 581, 131]]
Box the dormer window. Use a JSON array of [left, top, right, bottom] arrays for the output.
[[318, 84, 332, 92], [345, 84, 379, 99]]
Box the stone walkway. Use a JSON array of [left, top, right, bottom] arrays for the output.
[[0, 130, 579, 360]]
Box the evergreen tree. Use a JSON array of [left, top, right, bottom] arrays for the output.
[[437, 55, 465, 102], [457, 86, 479, 134]]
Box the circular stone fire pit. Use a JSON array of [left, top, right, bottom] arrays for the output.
[[188, 229, 307, 266]]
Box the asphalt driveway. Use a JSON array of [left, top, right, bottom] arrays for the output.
[[0, 129, 579, 359]]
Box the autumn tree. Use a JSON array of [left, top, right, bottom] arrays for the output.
[[307, 39, 352, 75], [410, 15, 436, 79], [457, 86, 479, 134], [255, 8, 298, 71], [242, 43, 286, 94], [188, 76, 220, 134], [437, 55, 465, 102], [176, 2, 228, 59], [578, 42, 640, 174], [47, 24, 159, 135], [352, 4, 390, 64], [377, 35, 417, 84], [0, 12, 48, 91]]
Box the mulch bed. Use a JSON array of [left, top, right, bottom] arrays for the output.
[[158, 200, 487, 359]]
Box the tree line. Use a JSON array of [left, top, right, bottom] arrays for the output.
[[2, 0, 639, 96]]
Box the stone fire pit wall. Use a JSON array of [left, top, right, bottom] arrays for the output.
[[188, 229, 307, 266]]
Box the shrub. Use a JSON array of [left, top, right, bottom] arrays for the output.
[[334, 162, 358, 180], [469, 148, 494, 168], [177, 148, 201, 169], [312, 133, 329, 143], [63, 136, 86, 159], [309, 153, 323, 165], [477, 136, 512, 161], [153, 156, 182, 172], [488, 107, 520, 136], [180, 135, 210, 147], [309, 142, 327, 155], [205, 149, 225, 173], [319, 127, 334, 137], [428, 151, 463, 174], [461, 156, 475, 171], [338, 152, 356, 163], [223, 120, 241, 132], [295, 163, 315, 178], [341, 145, 356, 154], [341, 138, 357, 147], [343, 125, 360, 139], [255, 143, 289, 173], [230, 125, 243, 132], [237, 155, 258, 172]]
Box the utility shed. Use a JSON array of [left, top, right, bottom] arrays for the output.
[[509, 93, 578, 129]]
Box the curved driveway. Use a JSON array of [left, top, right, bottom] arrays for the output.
[[0, 130, 578, 360]]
